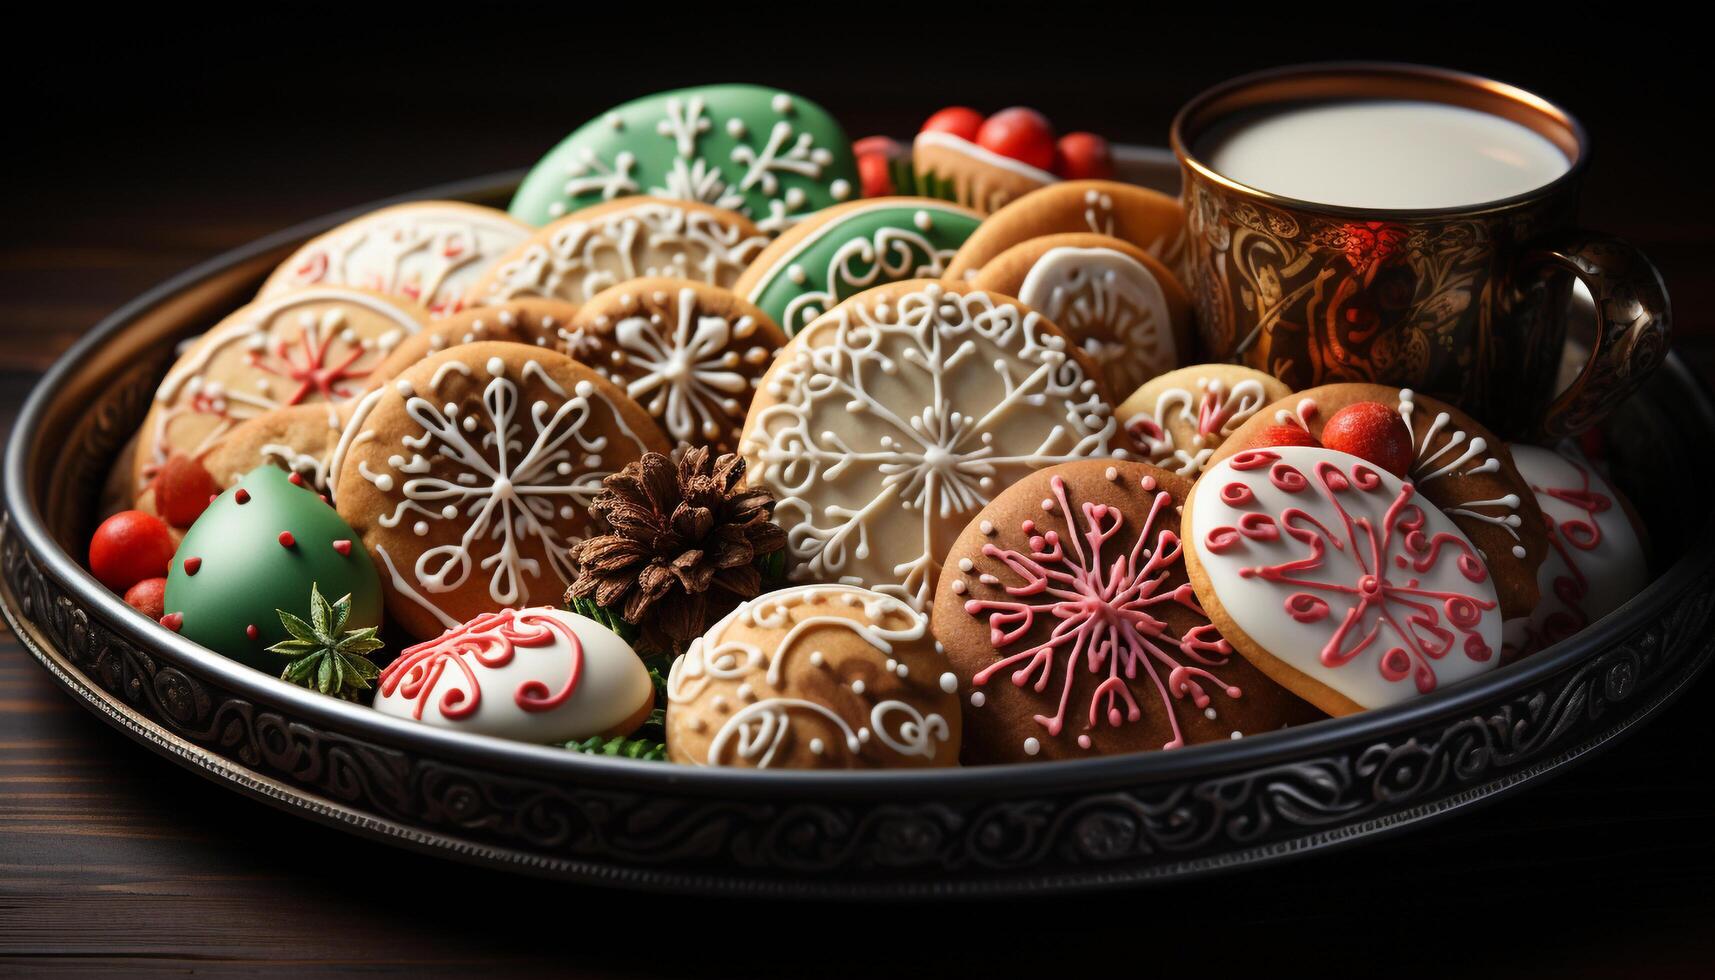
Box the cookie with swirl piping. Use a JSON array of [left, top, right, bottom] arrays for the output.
[[1116, 364, 1292, 478], [970, 233, 1192, 396], [665, 584, 960, 769], [331, 341, 670, 640], [1209, 383, 1547, 617], [558, 279, 786, 453], [364, 298, 570, 385], [933, 459, 1322, 763]]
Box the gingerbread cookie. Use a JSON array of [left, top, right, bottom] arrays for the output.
[[1211, 384, 1547, 617], [944, 180, 1188, 283], [741, 279, 1121, 611], [468, 197, 768, 307], [509, 84, 859, 234], [665, 584, 959, 769], [1185, 446, 1505, 716], [732, 197, 983, 336], [1502, 444, 1649, 661], [365, 298, 569, 384], [934, 461, 1322, 762], [201, 402, 352, 496], [912, 130, 1057, 215], [375, 607, 656, 744], [1117, 364, 1292, 478], [332, 342, 669, 639], [259, 201, 529, 317], [970, 233, 1191, 395], [134, 288, 428, 494], [559, 279, 785, 453]]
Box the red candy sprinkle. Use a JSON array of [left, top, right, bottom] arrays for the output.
[[332, 539, 352, 556], [278, 531, 296, 548], [246, 624, 260, 640], [1249, 424, 1322, 451], [182, 556, 201, 576], [287, 472, 305, 487], [1322, 402, 1415, 478], [159, 612, 183, 632], [234, 488, 250, 504]]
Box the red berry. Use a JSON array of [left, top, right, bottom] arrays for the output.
[[152, 453, 218, 528], [122, 577, 167, 619], [852, 135, 905, 159], [1053, 132, 1115, 180], [1322, 402, 1415, 477], [919, 106, 985, 142], [1249, 424, 1322, 451], [975, 108, 1056, 171], [857, 152, 894, 198], [88, 510, 175, 593]]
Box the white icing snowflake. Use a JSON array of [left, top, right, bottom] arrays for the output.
[[610, 286, 763, 445], [563, 149, 641, 203]]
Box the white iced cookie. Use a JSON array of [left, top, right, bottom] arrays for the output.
[[739, 279, 1121, 611], [1502, 444, 1649, 660], [375, 607, 655, 743], [665, 584, 959, 769], [1117, 364, 1292, 477]]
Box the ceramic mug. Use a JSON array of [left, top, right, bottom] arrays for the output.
[[1171, 62, 1671, 439]]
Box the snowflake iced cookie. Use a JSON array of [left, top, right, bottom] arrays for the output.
[[259, 202, 530, 317], [559, 279, 785, 454], [933, 460, 1323, 762], [1184, 446, 1505, 716], [1502, 444, 1649, 662], [970, 233, 1191, 396], [134, 287, 428, 496], [1116, 364, 1291, 478], [467, 197, 768, 307], [741, 279, 1122, 611], [364, 298, 570, 385], [331, 341, 670, 639], [509, 84, 859, 234], [732, 197, 983, 336], [375, 607, 655, 744], [201, 401, 354, 497], [1210, 384, 1548, 618], [944, 180, 1189, 284], [665, 584, 959, 769]]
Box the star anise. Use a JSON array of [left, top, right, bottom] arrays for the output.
[[566, 448, 786, 657]]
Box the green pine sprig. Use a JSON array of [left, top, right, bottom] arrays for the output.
[[568, 595, 641, 645], [267, 583, 383, 702], [887, 156, 961, 202], [562, 735, 667, 761]]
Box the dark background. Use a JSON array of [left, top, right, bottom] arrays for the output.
[[3, 6, 1711, 977]]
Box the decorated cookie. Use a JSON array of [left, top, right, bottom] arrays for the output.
[[934, 461, 1323, 762], [509, 84, 859, 234], [259, 202, 530, 317], [1117, 365, 1292, 477], [912, 106, 1059, 215], [1503, 444, 1649, 661], [944, 180, 1188, 284], [162, 465, 382, 672], [732, 197, 983, 336], [1211, 384, 1548, 617], [1184, 447, 1504, 716], [741, 279, 1121, 611], [468, 197, 768, 308], [971, 233, 1191, 396], [375, 607, 655, 743], [201, 402, 353, 497], [134, 288, 428, 494], [665, 584, 959, 769], [558, 279, 785, 453], [332, 342, 670, 639], [365, 298, 568, 384]]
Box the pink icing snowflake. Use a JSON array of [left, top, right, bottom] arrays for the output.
[[379, 608, 584, 722], [963, 473, 1239, 751], [1204, 450, 1496, 693]]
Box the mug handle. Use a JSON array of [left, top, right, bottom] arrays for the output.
[[1522, 232, 1672, 441]]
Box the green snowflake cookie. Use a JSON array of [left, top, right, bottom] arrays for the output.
[[510, 84, 859, 234]]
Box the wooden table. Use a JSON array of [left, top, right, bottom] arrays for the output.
[[5, 23, 1713, 976]]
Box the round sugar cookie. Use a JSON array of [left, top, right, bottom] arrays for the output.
[[332, 341, 670, 639], [970, 233, 1191, 396], [1185, 446, 1505, 716], [201, 402, 353, 497], [732, 197, 983, 336], [365, 298, 571, 384], [259, 201, 529, 317], [665, 584, 959, 769], [944, 180, 1188, 282], [134, 288, 428, 494], [1211, 383, 1547, 618], [740, 279, 1122, 612], [467, 197, 768, 308], [1117, 364, 1292, 478], [1502, 444, 1649, 661], [934, 460, 1323, 762], [911, 131, 1058, 215], [559, 278, 785, 454]]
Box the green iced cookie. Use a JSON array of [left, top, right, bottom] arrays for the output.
[[733, 198, 983, 335], [163, 465, 383, 673], [510, 84, 859, 234]]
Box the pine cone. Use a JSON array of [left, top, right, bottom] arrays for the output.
[[567, 448, 786, 656]]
